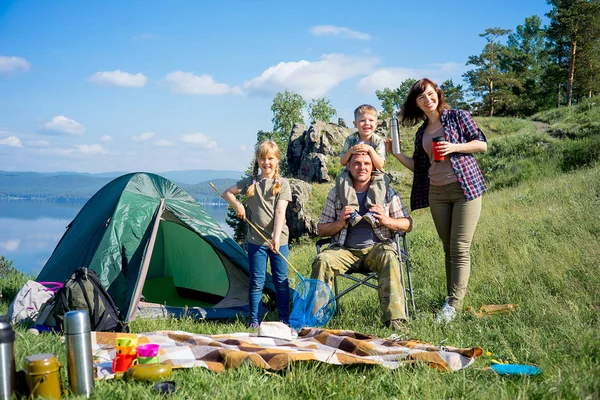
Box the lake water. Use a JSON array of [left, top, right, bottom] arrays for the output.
[[0, 200, 234, 275]]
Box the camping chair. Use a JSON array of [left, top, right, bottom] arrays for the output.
[[315, 232, 416, 318]]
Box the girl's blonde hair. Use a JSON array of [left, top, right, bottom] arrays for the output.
[[246, 140, 282, 197]]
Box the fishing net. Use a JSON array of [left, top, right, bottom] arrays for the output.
[[289, 277, 336, 330]]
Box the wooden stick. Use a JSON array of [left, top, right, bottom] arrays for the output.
[[209, 182, 303, 280]]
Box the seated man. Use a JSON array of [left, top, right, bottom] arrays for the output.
[[311, 152, 413, 331]]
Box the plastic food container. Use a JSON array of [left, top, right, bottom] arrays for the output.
[[124, 363, 172, 381]]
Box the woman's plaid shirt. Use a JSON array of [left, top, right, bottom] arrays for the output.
[[410, 109, 487, 211], [318, 185, 410, 247]]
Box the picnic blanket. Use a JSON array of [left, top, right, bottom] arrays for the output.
[[92, 328, 483, 379]]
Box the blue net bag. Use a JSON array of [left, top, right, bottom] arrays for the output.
[[289, 278, 336, 330]]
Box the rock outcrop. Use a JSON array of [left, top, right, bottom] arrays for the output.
[[287, 121, 352, 183], [286, 179, 318, 238]]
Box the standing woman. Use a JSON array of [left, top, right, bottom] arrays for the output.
[[386, 78, 487, 322], [223, 140, 292, 329]]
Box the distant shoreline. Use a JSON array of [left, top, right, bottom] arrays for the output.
[[0, 197, 230, 207]]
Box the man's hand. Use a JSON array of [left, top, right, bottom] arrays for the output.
[[369, 204, 390, 228], [339, 206, 354, 224]]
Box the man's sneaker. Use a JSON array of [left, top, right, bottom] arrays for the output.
[[436, 302, 456, 323], [387, 319, 408, 333], [363, 212, 378, 227], [349, 210, 362, 226], [248, 322, 260, 330]]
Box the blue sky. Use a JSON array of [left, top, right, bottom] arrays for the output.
[[0, 0, 551, 173]]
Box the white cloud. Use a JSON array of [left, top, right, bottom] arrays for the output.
[[89, 69, 147, 88], [310, 25, 371, 40], [41, 115, 85, 135], [132, 131, 155, 142], [357, 62, 469, 94], [76, 144, 107, 154], [100, 135, 113, 142], [240, 144, 249, 152], [154, 139, 174, 147], [37, 143, 107, 156], [180, 133, 218, 150], [165, 71, 242, 95], [0, 240, 20, 252], [25, 139, 49, 147], [243, 53, 379, 99], [0, 136, 23, 147], [0, 56, 31, 73]]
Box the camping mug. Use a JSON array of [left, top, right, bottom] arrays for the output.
[[432, 136, 445, 162], [116, 336, 138, 348], [24, 353, 63, 399], [112, 353, 137, 374], [132, 355, 160, 366], [137, 343, 159, 358]]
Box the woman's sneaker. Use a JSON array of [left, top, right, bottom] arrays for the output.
[[436, 302, 456, 323], [248, 322, 260, 330]]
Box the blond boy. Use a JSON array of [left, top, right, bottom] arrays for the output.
[[337, 104, 388, 226]]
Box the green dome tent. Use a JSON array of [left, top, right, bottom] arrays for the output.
[[36, 172, 275, 322]]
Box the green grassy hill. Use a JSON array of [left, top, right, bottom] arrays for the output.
[[1, 101, 599, 398]]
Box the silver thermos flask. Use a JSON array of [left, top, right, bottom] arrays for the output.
[[391, 116, 402, 154], [0, 316, 16, 400], [64, 310, 94, 397]]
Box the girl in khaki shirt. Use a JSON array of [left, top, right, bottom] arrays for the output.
[[223, 140, 292, 329]]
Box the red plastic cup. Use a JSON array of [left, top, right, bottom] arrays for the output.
[[112, 353, 137, 373], [432, 136, 445, 162]]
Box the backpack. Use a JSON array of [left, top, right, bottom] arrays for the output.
[[7, 280, 54, 325], [52, 268, 127, 332]]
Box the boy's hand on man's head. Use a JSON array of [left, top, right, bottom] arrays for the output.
[[352, 143, 370, 154]]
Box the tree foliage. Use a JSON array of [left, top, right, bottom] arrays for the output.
[[546, 0, 600, 106], [308, 97, 337, 124], [376, 78, 416, 119], [440, 79, 468, 110], [271, 90, 306, 152], [463, 28, 513, 116]]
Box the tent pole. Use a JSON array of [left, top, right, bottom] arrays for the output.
[[125, 198, 165, 321]]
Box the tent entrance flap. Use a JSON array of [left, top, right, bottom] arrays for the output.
[[142, 217, 230, 308]]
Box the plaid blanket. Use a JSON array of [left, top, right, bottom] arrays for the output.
[[93, 329, 482, 379]]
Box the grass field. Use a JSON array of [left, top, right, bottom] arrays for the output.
[[1, 107, 599, 398], [2, 164, 599, 399]]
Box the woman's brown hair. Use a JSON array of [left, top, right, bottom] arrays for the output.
[[399, 78, 449, 127]]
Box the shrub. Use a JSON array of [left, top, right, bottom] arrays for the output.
[[477, 132, 559, 191], [474, 117, 537, 138], [559, 137, 600, 171], [0, 256, 28, 306]]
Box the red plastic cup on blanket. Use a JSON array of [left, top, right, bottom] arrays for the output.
[[432, 136, 445, 162], [112, 354, 136, 373]]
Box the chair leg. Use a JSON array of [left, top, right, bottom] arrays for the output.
[[403, 235, 416, 315], [334, 275, 340, 315]]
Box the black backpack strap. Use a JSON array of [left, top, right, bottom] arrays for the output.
[[86, 269, 123, 332]]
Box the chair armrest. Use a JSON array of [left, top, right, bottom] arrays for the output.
[[315, 238, 332, 253]]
